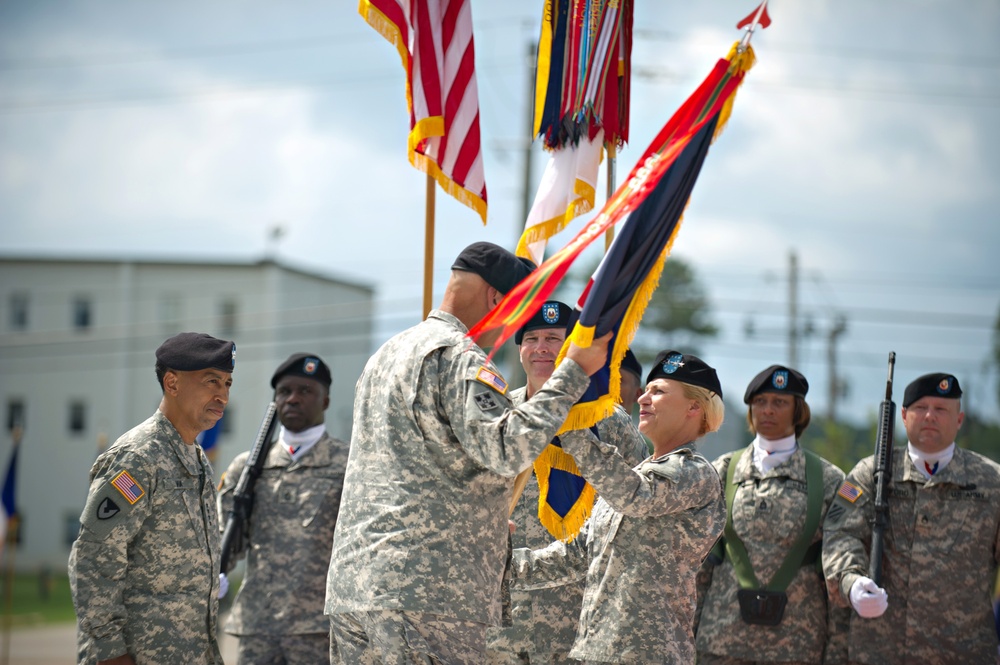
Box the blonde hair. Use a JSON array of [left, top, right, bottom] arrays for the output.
[[681, 383, 725, 436]]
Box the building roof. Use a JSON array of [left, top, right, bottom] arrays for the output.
[[0, 253, 374, 294]]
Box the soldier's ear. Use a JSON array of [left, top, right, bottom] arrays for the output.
[[163, 370, 181, 396]]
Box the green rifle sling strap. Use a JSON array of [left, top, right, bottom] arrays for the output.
[[722, 446, 824, 591]]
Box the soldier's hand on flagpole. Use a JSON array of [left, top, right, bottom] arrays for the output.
[[566, 331, 613, 376]]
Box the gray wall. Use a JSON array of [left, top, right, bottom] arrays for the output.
[[0, 257, 374, 570]]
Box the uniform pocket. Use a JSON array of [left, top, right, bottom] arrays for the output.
[[170, 478, 208, 549]]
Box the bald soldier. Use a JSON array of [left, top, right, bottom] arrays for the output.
[[822, 371, 1000, 664], [325, 242, 611, 664], [70, 332, 234, 665]]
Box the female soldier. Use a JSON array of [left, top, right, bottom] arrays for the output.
[[695, 365, 847, 665], [511, 350, 727, 663]]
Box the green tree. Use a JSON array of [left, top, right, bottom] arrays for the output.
[[554, 253, 718, 362], [637, 257, 719, 355], [993, 303, 1000, 415], [800, 416, 871, 473]]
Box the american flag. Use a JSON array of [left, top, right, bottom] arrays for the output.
[[475, 367, 508, 394], [837, 481, 863, 503], [360, 0, 487, 223], [111, 470, 145, 504]]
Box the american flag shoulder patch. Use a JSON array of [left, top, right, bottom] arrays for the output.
[[475, 367, 508, 395], [111, 470, 145, 505], [837, 481, 862, 503]]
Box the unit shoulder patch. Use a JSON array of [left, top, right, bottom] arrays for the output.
[[474, 391, 501, 412], [97, 497, 121, 520]]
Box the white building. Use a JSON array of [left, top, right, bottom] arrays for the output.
[[0, 255, 374, 570]]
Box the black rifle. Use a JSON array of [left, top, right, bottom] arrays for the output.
[[219, 402, 279, 575], [868, 352, 896, 586]]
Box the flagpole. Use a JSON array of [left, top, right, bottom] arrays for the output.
[[0, 427, 21, 665], [423, 174, 436, 319], [0, 518, 15, 665], [739, 0, 769, 50]]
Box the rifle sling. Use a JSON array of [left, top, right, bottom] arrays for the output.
[[721, 446, 824, 592]]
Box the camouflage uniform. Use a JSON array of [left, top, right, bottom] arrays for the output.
[[822, 446, 1000, 664], [325, 310, 591, 647], [69, 410, 223, 665], [513, 431, 725, 664], [487, 399, 649, 663], [218, 431, 349, 663], [695, 446, 849, 664]]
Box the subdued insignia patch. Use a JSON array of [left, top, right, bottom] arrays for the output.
[[475, 366, 508, 394], [837, 481, 862, 503], [111, 470, 145, 504], [474, 391, 500, 412], [826, 502, 846, 525], [97, 497, 121, 520]]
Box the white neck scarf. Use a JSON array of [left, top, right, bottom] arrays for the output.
[[751, 433, 798, 473], [278, 424, 324, 463], [908, 441, 955, 480]]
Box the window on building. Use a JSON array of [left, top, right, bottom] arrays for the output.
[[72, 297, 92, 330], [159, 293, 181, 330], [219, 298, 238, 337], [9, 293, 28, 331], [6, 400, 25, 433], [68, 401, 87, 435], [64, 513, 81, 548]]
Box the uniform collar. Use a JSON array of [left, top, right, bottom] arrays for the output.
[[427, 309, 467, 333], [265, 431, 339, 469], [155, 409, 203, 476], [902, 444, 968, 486], [735, 443, 807, 482]]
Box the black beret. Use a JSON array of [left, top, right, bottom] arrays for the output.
[[620, 348, 642, 380], [646, 350, 722, 399], [515, 300, 574, 345], [271, 352, 332, 389], [743, 365, 809, 404], [452, 241, 537, 295], [155, 332, 235, 373], [903, 372, 962, 408]]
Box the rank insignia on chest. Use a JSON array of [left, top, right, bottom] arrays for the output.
[[111, 470, 145, 504], [475, 366, 508, 394], [474, 391, 500, 412]]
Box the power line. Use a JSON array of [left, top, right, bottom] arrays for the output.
[[634, 29, 1000, 69]]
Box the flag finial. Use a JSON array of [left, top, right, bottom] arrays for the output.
[[737, 1, 771, 51]]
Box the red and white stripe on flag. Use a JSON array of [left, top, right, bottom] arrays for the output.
[[360, 0, 488, 223]]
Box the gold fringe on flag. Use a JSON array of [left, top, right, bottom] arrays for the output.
[[554, 217, 684, 435], [533, 442, 597, 542], [714, 42, 756, 142]]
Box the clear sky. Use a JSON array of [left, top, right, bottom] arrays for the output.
[[1, 0, 997, 426]]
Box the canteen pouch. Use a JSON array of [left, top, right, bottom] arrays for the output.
[[737, 589, 788, 626]]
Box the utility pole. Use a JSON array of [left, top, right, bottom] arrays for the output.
[[827, 314, 848, 420], [788, 250, 799, 368]]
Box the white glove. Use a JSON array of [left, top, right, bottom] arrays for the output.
[[218, 573, 229, 599], [850, 576, 888, 618]]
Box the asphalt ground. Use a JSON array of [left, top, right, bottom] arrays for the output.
[[2, 620, 238, 665]]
